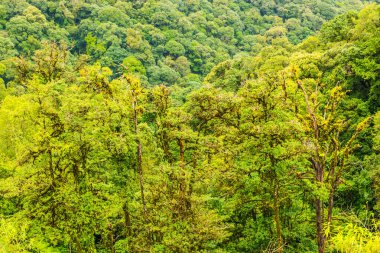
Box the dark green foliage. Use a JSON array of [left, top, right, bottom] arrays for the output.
[[0, 0, 370, 86]]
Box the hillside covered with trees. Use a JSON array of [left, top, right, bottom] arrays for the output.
[[0, 0, 380, 253]]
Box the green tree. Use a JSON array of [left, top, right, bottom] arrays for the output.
[[122, 55, 146, 76], [165, 40, 186, 57], [292, 60, 371, 253]]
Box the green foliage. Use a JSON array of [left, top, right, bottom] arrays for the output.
[[165, 40, 185, 57], [0, 2, 379, 253], [122, 55, 146, 76], [0, 0, 369, 85]]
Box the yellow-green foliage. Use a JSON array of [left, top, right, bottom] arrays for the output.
[[329, 222, 380, 253]]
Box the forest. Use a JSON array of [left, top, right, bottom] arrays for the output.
[[0, 0, 379, 252]]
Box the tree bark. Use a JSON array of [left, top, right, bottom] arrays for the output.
[[123, 202, 132, 236], [327, 147, 339, 229], [273, 181, 283, 253], [269, 154, 282, 253], [314, 160, 325, 253], [137, 141, 147, 217], [133, 94, 148, 220], [327, 188, 334, 225]]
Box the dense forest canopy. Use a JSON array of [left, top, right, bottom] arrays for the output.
[[0, 0, 376, 84], [0, 0, 380, 253]]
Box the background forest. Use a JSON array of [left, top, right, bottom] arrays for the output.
[[0, 0, 380, 252]]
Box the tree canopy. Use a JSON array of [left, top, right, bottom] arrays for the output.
[[0, 1, 379, 253]]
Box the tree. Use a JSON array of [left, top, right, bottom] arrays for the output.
[[165, 40, 186, 57], [122, 55, 146, 76], [292, 62, 371, 253], [124, 73, 148, 223], [0, 69, 134, 252], [33, 41, 69, 83], [85, 32, 106, 59]]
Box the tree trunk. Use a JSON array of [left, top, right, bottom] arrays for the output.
[[137, 141, 147, 217], [269, 153, 282, 253], [327, 187, 334, 225], [316, 198, 324, 253], [273, 181, 283, 253], [133, 98, 147, 220], [327, 150, 338, 229], [108, 224, 116, 253], [123, 202, 132, 236], [314, 161, 325, 253]]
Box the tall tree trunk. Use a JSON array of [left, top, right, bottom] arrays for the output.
[[133, 98, 147, 220], [269, 154, 282, 253], [327, 149, 338, 229], [123, 202, 132, 236], [314, 160, 325, 253], [108, 224, 116, 253], [316, 198, 324, 253], [137, 141, 147, 217], [273, 180, 283, 253]]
